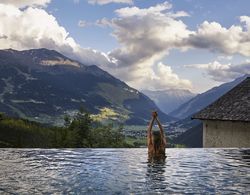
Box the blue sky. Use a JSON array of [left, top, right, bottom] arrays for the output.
[[0, 0, 249, 93]]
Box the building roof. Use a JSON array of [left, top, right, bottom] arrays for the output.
[[192, 77, 250, 122]]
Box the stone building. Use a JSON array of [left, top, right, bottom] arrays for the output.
[[192, 77, 250, 148]]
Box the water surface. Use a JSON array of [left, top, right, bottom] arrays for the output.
[[0, 148, 249, 194]]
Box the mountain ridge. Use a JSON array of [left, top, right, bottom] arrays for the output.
[[169, 75, 248, 119], [0, 48, 174, 125], [167, 75, 248, 147], [143, 89, 196, 114]]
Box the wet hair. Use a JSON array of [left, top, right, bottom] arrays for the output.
[[153, 131, 161, 151]]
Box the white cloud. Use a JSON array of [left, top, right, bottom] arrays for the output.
[[88, 0, 133, 5], [185, 61, 250, 82], [78, 20, 87, 27], [0, 4, 76, 50], [95, 17, 111, 27], [145, 62, 192, 90], [0, 3, 113, 68], [168, 11, 190, 18], [217, 55, 233, 61], [0, 0, 51, 8], [96, 1, 193, 90], [114, 1, 172, 17], [240, 16, 250, 30], [114, 2, 190, 19], [101, 2, 250, 89], [186, 19, 250, 56], [0, 35, 8, 39]]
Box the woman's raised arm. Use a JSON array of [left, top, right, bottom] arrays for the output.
[[147, 117, 155, 145], [155, 117, 167, 146]]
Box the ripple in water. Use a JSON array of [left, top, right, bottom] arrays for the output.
[[0, 148, 249, 194]]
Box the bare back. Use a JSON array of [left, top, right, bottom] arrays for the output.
[[147, 112, 166, 161]]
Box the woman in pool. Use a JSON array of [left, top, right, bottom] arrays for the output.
[[147, 111, 166, 161]]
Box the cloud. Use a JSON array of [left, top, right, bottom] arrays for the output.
[[96, 1, 193, 90], [217, 55, 233, 61], [78, 20, 87, 27], [0, 4, 75, 50], [186, 19, 250, 56], [140, 62, 192, 90], [98, 2, 250, 90], [114, 1, 172, 17], [185, 61, 250, 82], [240, 16, 250, 30], [88, 0, 133, 5], [168, 11, 190, 18], [0, 35, 8, 39], [0, 3, 113, 69], [95, 17, 111, 27], [0, 0, 51, 8]]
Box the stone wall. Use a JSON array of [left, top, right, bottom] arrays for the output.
[[203, 120, 250, 147]]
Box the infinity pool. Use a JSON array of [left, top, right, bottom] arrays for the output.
[[0, 148, 249, 194]]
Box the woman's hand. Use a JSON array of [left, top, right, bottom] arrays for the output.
[[152, 111, 158, 118]]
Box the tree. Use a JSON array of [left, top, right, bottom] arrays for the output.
[[64, 115, 71, 128], [68, 107, 92, 147], [0, 113, 5, 121]]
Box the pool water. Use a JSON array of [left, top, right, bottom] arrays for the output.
[[0, 148, 249, 194]]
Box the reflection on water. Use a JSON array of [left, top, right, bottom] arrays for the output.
[[0, 148, 249, 194], [146, 161, 167, 193]]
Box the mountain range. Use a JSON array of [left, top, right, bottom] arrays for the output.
[[170, 75, 248, 147], [0, 48, 174, 125], [172, 123, 203, 148], [143, 89, 196, 114], [169, 75, 248, 119]]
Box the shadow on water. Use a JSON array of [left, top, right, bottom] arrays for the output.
[[240, 149, 250, 164], [221, 148, 250, 166]]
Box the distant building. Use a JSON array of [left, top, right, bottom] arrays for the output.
[[192, 77, 250, 148]]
